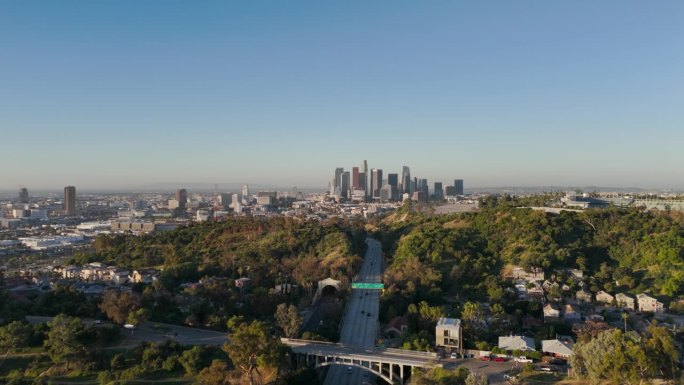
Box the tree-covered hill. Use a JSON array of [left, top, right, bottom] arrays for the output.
[[75, 216, 366, 294], [377, 197, 684, 306]]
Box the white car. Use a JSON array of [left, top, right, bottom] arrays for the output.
[[514, 356, 533, 363]]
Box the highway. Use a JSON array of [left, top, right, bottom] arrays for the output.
[[324, 238, 384, 385]]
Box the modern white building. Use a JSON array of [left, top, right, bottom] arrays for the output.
[[637, 293, 665, 313], [435, 318, 463, 353]]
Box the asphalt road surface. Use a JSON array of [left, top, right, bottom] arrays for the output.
[[324, 238, 384, 385]]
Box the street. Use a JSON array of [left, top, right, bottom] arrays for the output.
[[324, 238, 384, 385]]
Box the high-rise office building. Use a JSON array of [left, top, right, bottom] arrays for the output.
[[371, 169, 383, 198], [352, 167, 360, 190], [64, 186, 76, 216], [334, 168, 344, 189], [241, 184, 250, 205], [379, 184, 393, 201], [176, 189, 188, 210], [420, 179, 429, 197], [434, 182, 444, 199], [388, 173, 399, 200], [341, 171, 351, 199], [362, 160, 369, 197], [219, 193, 233, 209], [19, 188, 29, 204], [401, 166, 411, 194], [358, 172, 367, 191], [454, 179, 464, 195]]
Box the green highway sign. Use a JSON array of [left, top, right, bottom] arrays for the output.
[[351, 282, 384, 289]]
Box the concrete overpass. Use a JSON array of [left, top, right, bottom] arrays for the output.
[[283, 338, 441, 384]]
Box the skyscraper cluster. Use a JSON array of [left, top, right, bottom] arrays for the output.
[[329, 161, 465, 202]]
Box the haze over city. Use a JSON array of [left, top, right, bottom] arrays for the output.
[[2, 1, 683, 190]]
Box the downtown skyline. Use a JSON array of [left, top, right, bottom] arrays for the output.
[[2, 1, 683, 190]]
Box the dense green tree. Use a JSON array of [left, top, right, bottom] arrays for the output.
[[44, 314, 90, 369], [223, 320, 285, 385], [570, 326, 678, 384], [100, 291, 142, 325], [195, 359, 234, 385], [179, 345, 218, 376], [275, 303, 303, 339], [0, 321, 31, 352]]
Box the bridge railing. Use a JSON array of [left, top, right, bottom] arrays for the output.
[[281, 338, 339, 346], [384, 348, 438, 358]]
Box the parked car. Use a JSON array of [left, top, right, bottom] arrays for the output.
[[480, 355, 492, 361], [514, 356, 533, 363], [493, 356, 507, 362], [450, 352, 458, 359]]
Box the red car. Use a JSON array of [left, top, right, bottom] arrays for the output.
[[493, 357, 507, 362], [480, 356, 491, 361]]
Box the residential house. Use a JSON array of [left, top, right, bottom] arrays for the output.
[[595, 291, 614, 305], [527, 283, 544, 299], [636, 293, 665, 313], [615, 293, 635, 311], [435, 318, 462, 353], [576, 290, 592, 303], [541, 339, 573, 358], [130, 269, 158, 284], [562, 304, 581, 324], [543, 304, 560, 323], [514, 282, 528, 300], [498, 335, 536, 352], [385, 316, 408, 338], [510, 266, 545, 282], [111, 270, 130, 285]]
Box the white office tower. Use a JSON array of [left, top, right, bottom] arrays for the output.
[[241, 184, 250, 205]]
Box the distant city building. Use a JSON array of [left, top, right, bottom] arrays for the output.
[[352, 167, 360, 190], [30, 209, 48, 220], [412, 191, 427, 202], [64, 186, 76, 216], [371, 169, 383, 199], [445, 186, 456, 196], [419, 179, 428, 197], [241, 184, 250, 203], [19, 187, 29, 204], [401, 166, 411, 194], [387, 173, 399, 200], [256, 191, 277, 206], [340, 171, 351, 199], [358, 172, 367, 194], [379, 184, 393, 201], [361, 160, 369, 197], [433, 182, 443, 199], [176, 189, 187, 210], [219, 193, 233, 209], [454, 179, 464, 195], [334, 168, 344, 190]]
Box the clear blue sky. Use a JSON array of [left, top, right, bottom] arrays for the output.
[[1, 1, 683, 190]]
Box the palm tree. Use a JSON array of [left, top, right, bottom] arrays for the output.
[[621, 312, 628, 332]]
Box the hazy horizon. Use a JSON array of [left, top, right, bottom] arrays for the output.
[[2, 1, 683, 190]]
